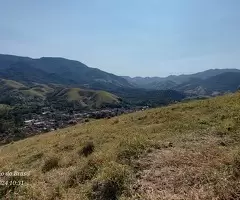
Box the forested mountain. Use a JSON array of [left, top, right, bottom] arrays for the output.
[[0, 54, 186, 107], [124, 69, 240, 90], [173, 72, 240, 95], [0, 54, 133, 90], [1, 53, 240, 101], [123, 69, 240, 96]]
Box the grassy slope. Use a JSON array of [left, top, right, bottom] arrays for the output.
[[0, 93, 240, 199], [0, 104, 11, 111], [0, 79, 26, 89], [63, 88, 119, 108], [21, 85, 54, 98], [21, 89, 45, 98], [0, 78, 52, 99], [94, 91, 119, 107], [0, 78, 119, 107]]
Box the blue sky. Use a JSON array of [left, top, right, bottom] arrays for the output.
[[0, 0, 240, 77]]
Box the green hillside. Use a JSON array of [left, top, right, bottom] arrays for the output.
[[49, 88, 120, 109], [172, 72, 240, 95], [0, 79, 51, 105], [0, 78, 26, 89], [0, 54, 133, 89], [0, 104, 11, 111], [0, 93, 239, 199], [0, 78, 50, 98], [0, 79, 121, 109], [92, 91, 120, 107], [20, 85, 54, 98]]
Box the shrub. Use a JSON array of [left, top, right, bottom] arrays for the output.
[[112, 119, 119, 124], [91, 180, 118, 200], [67, 158, 102, 187], [117, 137, 147, 164], [78, 142, 95, 157], [42, 156, 59, 173], [90, 162, 131, 200]]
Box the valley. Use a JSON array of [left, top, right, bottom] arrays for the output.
[[0, 54, 240, 145], [0, 54, 186, 144], [0, 78, 153, 144]]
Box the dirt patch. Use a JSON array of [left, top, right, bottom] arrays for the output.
[[131, 135, 238, 200]]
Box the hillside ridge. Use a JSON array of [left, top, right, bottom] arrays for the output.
[[0, 92, 239, 199]]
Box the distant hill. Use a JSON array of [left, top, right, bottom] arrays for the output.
[[122, 76, 164, 87], [173, 72, 240, 95], [163, 68, 240, 84], [0, 78, 122, 109], [0, 79, 51, 105], [0, 62, 74, 85], [0, 54, 133, 90], [0, 54, 187, 108], [123, 69, 240, 90], [111, 87, 185, 107], [144, 80, 178, 90], [1, 54, 239, 94], [0, 77, 186, 110], [0, 104, 11, 111], [48, 87, 121, 109], [0, 78, 26, 89]]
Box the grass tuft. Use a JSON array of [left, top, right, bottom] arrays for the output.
[[90, 162, 131, 200], [117, 137, 149, 164], [78, 141, 95, 157], [42, 156, 59, 173], [67, 157, 102, 187]]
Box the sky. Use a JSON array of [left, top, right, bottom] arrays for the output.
[[0, 0, 240, 77]]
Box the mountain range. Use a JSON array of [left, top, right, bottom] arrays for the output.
[[0, 54, 132, 90], [123, 69, 240, 95], [0, 54, 186, 108], [1, 54, 240, 101]]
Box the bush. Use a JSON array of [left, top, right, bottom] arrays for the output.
[[78, 142, 95, 157], [67, 157, 103, 187], [90, 162, 131, 200], [117, 137, 147, 164], [112, 119, 119, 124], [42, 156, 59, 173], [91, 180, 118, 200]]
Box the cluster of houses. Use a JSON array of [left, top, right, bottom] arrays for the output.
[[23, 106, 149, 134]]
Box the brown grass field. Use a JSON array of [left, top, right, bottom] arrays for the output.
[[0, 93, 240, 199]]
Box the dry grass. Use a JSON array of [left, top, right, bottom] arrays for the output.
[[42, 156, 59, 173], [130, 133, 240, 200], [0, 93, 240, 199]]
